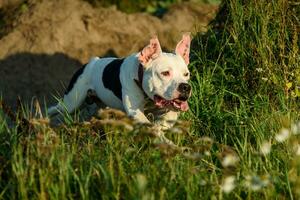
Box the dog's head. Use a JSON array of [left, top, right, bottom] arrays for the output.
[[138, 34, 192, 111]]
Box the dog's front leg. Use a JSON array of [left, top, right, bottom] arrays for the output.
[[154, 110, 179, 130], [122, 92, 167, 138], [122, 92, 150, 124], [152, 111, 179, 145]]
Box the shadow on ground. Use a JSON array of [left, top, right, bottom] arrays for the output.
[[0, 52, 83, 109]]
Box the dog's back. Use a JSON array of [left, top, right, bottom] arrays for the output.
[[48, 56, 123, 116]]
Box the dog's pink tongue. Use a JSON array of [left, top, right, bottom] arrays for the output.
[[180, 101, 189, 111], [154, 96, 165, 108], [155, 101, 164, 107]]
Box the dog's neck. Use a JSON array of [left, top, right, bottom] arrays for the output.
[[134, 63, 173, 113]]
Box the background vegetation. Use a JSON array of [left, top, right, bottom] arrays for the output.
[[84, 0, 219, 16], [1, 0, 300, 199]]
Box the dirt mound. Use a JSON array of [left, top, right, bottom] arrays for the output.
[[0, 0, 217, 108]]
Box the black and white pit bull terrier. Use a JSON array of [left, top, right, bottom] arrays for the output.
[[48, 34, 192, 141]]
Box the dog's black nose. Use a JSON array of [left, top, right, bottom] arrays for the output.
[[178, 83, 191, 94]]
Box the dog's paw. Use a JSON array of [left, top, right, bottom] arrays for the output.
[[153, 135, 176, 147]]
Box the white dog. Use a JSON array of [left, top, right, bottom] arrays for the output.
[[48, 34, 192, 138]]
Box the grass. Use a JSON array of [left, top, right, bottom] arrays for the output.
[[1, 0, 300, 199]]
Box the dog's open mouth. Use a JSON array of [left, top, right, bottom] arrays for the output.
[[154, 95, 189, 111]]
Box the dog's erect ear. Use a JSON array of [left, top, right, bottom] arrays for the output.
[[175, 33, 191, 65], [139, 36, 162, 66]]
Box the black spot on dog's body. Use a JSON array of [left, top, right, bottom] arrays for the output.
[[65, 64, 87, 95], [102, 58, 124, 101]]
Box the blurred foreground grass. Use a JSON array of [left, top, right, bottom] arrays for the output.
[[1, 0, 300, 199]]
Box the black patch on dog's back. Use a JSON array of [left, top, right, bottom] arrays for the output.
[[102, 58, 124, 101], [65, 64, 87, 95]]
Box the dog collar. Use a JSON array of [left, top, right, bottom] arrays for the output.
[[134, 63, 146, 95]]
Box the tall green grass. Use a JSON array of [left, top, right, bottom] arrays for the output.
[[1, 0, 300, 199]]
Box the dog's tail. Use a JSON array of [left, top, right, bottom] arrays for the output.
[[47, 105, 59, 116], [47, 100, 68, 118]]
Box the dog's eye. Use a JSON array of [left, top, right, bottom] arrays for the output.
[[161, 71, 170, 76], [184, 72, 189, 77]]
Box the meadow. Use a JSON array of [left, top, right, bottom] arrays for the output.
[[0, 0, 300, 199]]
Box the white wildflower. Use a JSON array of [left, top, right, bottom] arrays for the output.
[[260, 141, 271, 155], [221, 176, 235, 193], [256, 68, 263, 72], [222, 154, 239, 167], [261, 77, 268, 81], [200, 180, 207, 186], [244, 175, 270, 191], [291, 122, 300, 135], [136, 174, 147, 191], [275, 128, 290, 142], [201, 136, 214, 143]]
